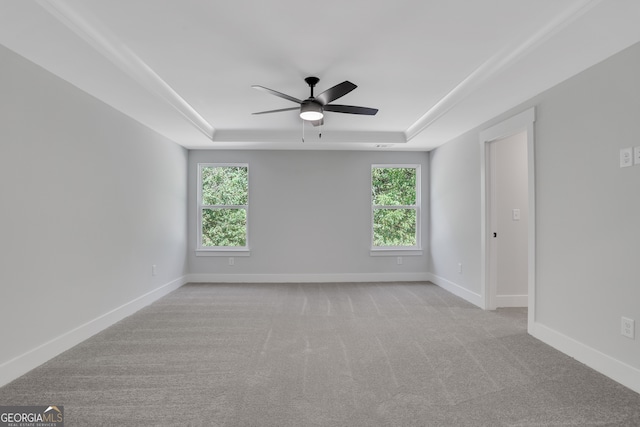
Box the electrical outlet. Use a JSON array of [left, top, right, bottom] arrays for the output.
[[151, 265, 157, 276], [458, 263, 463, 274], [621, 317, 635, 339], [228, 257, 234, 266], [396, 256, 403, 265], [620, 147, 633, 168]]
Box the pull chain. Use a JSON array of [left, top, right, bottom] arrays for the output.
[[301, 119, 323, 142]]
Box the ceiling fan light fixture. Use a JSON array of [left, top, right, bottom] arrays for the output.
[[299, 100, 323, 121]]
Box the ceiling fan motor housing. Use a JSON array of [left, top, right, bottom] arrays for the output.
[[300, 98, 323, 121]]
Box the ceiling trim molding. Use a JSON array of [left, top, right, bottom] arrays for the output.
[[212, 129, 408, 145], [404, 0, 604, 142], [36, 0, 215, 140]]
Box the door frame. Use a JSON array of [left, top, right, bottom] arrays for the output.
[[479, 108, 536, 327]]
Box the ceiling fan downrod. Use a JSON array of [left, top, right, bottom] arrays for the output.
[[304, 76, 320, 97]]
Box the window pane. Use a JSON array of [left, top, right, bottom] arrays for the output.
[[373, 208, 416, 246], [372, 167, 416, 206], [201, 166, 248, 206], [202, 208, 246, 247]]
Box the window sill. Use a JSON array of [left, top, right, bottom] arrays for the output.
[[196, 249, 251, 257], [370, 248, 423, 257]]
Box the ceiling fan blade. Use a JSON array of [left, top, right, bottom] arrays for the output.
[[315, 81, 357, 105], [252, 107, 300, 115], [324, 104, 378, 115], [252, 85, 302, 104]]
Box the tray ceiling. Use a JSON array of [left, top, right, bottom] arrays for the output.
[[1, 0, 639, 150]]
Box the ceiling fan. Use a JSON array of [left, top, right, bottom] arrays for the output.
[[252, 77, 378, 126]]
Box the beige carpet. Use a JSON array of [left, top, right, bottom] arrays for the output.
[[1, 282, 639, 426]]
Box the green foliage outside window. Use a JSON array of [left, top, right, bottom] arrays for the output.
[[372, 167, 418, 247], [200, 165, 248, 247]]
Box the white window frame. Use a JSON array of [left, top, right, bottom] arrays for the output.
[[196, 163, 250, 257], [370, 164, 422, 256]]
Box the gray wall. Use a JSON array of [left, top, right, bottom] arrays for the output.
[[533, 41, 639, 373], [188, 150, 429, 281], [430, 42, 640, 384], [0, 45, 189, 383], [429, 136, 482, 301]]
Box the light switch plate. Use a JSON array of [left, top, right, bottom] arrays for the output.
[[634, 146, 640, 165], [512, 209, 521, 221], [620, 147, 633, 168]]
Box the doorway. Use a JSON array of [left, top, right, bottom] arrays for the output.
[[479, 108, 536, 328]]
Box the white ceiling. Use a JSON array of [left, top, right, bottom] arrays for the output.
[[1, 0, 639, 151]]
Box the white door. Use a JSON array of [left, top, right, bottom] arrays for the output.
[[490, 131, 528, 307]]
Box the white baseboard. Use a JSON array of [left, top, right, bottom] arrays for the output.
[[187, 272, 430, 284], [0, 276, 187, 387], [529, 321, 640, 394], [495, 294, 528, 307], [428, 273, 484, 308]]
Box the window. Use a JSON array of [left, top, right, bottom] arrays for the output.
[[197, 164, 249, 254], [371, 165, 421, 252]]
